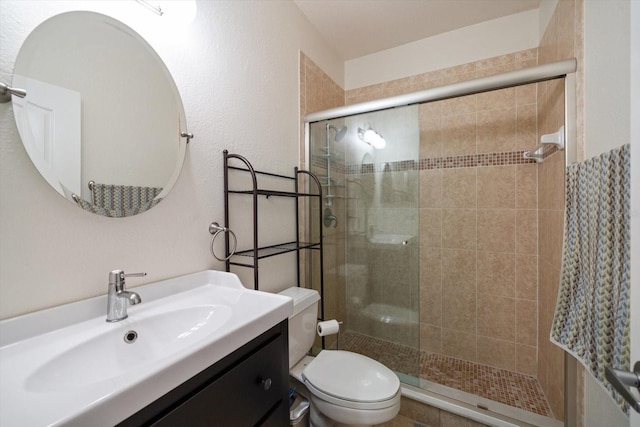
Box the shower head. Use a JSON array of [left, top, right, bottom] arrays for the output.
[[326, 124, 348, 142]]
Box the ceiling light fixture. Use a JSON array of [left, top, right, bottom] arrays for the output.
[[358, 127, 386, 149]]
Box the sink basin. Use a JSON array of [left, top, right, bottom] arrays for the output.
[[368, 233, 414, 245], [0, 270, 292, 427], [26, 304, 232, 392]]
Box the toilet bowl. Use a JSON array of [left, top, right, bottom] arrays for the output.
[[302, 350, 401, 426], [279, 287, 401, 427]]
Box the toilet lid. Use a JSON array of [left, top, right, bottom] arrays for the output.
[[302, 350, 400, 403]]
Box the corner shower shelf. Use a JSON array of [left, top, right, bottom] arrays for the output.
[[319, 147, 343, 156], [318, 153, 344, 161], [223, 150, 325, 291], [523, 125, 565, 163]]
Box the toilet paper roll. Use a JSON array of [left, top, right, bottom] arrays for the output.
[[317, 319, 340, 337]]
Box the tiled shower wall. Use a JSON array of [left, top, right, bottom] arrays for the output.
[[299, 53, 347, 349], [346, 49, 541, 379], [536, 0, 584, 420], [302, 49, 544, 370]]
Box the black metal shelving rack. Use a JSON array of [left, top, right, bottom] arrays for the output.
[[223, 150, 324, 299]]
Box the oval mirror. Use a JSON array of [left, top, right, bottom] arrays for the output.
[[12, 11, 188, 217]]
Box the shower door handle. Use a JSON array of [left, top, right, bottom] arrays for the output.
[[605, 361, 640, 413]]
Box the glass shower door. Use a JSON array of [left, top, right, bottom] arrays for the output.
[[308, 105, 421, 384]]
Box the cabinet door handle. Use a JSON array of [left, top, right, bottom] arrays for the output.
[[260, 378, 272, 391]]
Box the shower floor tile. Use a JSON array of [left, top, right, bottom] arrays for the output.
[[336, 330, 420, 376], [339, 331, 553, 418]]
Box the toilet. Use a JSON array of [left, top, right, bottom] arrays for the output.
[[279, 287, 401, 427]]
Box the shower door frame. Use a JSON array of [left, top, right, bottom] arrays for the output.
[[303, 58, 578, 427]]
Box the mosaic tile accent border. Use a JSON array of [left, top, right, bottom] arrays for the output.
[[338, 331, 553, 418], [418, 150, 537, 169], [313, 148, 546, 178], [341, 151, 537, 175], [311, 155, 346, 174], [352, 159, 418, 174]]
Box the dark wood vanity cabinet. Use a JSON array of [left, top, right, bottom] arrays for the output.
[[118, 321, 289, 427]]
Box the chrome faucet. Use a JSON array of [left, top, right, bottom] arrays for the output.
[[106, 270, 146, 322]]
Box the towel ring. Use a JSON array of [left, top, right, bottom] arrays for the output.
[[209, 222, 237, 261]]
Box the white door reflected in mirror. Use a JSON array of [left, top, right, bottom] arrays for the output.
[[13, 75, 81, 197]]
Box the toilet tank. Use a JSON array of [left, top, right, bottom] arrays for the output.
[[278, 287, 320, 368]]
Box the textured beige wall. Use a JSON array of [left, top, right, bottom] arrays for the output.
[[344, 10, 540, 90], [0, 0, 343, 319]]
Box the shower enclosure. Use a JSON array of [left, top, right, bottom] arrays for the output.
[[309, 107, 422, 384], [305, 59, 577, 425]]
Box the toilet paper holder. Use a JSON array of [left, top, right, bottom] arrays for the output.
[[317, 319, 343, 349]]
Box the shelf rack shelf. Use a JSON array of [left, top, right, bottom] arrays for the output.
[[223, 150, 324, 292]]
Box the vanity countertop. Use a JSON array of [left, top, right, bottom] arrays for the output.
[[0, 270, 292, 427]]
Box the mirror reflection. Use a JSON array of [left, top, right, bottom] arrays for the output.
[[12, 11, 187, 217]]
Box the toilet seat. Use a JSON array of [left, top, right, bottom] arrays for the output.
[[302, 350, 400, 410], [304, 377, 401, 411]]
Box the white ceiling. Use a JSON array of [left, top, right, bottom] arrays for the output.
[[294, 0, 542, 60]]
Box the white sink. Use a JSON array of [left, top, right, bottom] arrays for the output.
[[368, 233, 414, 245], [26, 304, 232, 392], [0, 270, 292, 427]]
